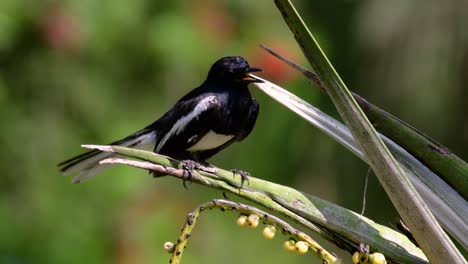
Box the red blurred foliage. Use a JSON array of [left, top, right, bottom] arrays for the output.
[[249, 41, 301, 83], [190, 0, 235, 47], [39, 6, 82, 53]]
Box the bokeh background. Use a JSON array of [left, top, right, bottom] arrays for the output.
[[1, 0, 467, 263]]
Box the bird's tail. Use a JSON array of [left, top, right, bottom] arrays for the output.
[[58, 128, 156, 183]]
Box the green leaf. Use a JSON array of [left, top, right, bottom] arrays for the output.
[[252, 75, 468, 249], [274, 0, 465, 262]]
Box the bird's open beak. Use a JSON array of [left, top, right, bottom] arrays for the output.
[[242, 67, 263, 83], [247, 67, 262, 73]]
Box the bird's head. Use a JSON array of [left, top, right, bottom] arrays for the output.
[[206, 56, 263, 84]]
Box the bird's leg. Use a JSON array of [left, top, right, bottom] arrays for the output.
[[203, 162, 250, 188], [178, 160, 202, 188], [230, 169, 250, 188]]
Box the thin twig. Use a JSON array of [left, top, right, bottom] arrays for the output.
[[169, 199, 340, 264], [360, 168, 371, 215]]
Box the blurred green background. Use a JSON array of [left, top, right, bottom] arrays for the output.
[[1, 0, 467, 263]]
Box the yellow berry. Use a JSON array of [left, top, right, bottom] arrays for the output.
[[247, 214, 259, 228], [295, 241, 309, 255], [283, 239, 296, 252], [352, 251, 361, 263], [236, 215, 248, 227], [262, 225, 276, 239], [163, 241, 174, 253], [370, 253, 387, 264]]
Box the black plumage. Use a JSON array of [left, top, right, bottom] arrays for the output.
[[58, 56, 261, 183]]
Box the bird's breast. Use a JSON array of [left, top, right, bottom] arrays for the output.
[[187, 130, 234, 151]]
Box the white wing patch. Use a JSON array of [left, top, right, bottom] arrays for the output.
[[187, 130, 234, 151], [156, 95, 218, 152]]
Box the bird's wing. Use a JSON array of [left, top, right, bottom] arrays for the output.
[[236, 98, 259, 141], [153, 93, 222, 155], [192, 97, 259, 161]]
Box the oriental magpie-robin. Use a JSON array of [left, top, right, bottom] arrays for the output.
[[59, 56, 262, 183]]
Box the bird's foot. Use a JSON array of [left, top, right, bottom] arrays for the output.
[[231, 169, 250, 188], [179, 160, 202, 188]]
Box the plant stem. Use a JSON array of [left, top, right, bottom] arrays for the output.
[[86, 145, 428, 263], [273, 0, 465, 263]]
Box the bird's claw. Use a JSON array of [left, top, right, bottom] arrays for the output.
[[179, 160, 201, 188], [231, 169, 250, 188]]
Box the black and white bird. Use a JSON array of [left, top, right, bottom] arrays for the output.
[[58, 56, 262, 183]]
